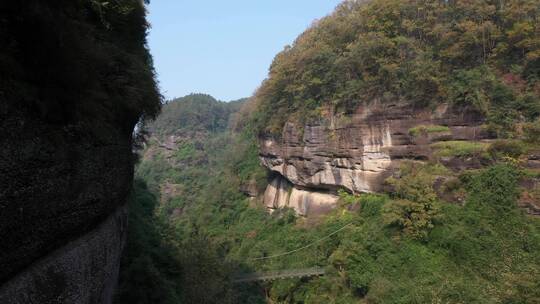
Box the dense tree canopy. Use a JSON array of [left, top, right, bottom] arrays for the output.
[[252, 0, 540, 135], [123, 92, 540, 303], [147, 94, 245, 136]]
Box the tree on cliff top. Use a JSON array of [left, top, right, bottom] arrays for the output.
[[250, 0, 540, 136]]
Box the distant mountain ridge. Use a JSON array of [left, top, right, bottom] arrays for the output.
[[147, 94, 246, 136]]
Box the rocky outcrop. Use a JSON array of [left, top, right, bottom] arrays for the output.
[[0, 207, 128, 304], [260, 102, 489, 215], [263, 175, 339, 216]]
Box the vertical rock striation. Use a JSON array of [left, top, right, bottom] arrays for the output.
[[260, 102, 488, 216]]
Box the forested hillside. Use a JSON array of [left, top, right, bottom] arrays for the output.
[[119, 1, 540, 303], [148, 94, 245, 136], [117, 94, 267, 303], [252, 0, 540, 136], [123, 98, 540, 304]]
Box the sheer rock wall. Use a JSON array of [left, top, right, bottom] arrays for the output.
[[260, 102, 488, 216]]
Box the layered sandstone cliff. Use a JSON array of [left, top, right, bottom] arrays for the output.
[[260, 102, 491, 215]]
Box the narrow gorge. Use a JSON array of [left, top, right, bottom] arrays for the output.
[[127, 1, 540, 302], [1, 0, 540, 303]]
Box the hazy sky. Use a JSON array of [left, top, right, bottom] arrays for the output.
[[147, 0, 342, 101]]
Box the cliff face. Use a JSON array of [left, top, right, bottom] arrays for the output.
[[0, 1, 159, 303], [0, 207, 128, 304], [0, 106, 134, 304], [248, 0, 540, 218], [260, 102, 490, 216]]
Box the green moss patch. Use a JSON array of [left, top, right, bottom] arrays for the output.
[[409, 125, 450, 137], [431, 141, 490, 158]]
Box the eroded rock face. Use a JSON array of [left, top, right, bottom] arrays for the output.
[[260, 102, 488, 216], [288, 187, 339, 217], [264, 175, 292, 209], [261, 122, 394, 194], [263, 175, 339, 217]]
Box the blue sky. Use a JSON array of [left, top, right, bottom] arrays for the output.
[[147, 0, 342, 101]]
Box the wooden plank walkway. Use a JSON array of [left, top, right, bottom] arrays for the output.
[[232, 267, 325, 283]]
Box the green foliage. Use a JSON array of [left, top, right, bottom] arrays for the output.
[[122, 96, 268, 303], [487, 139, 526, 160], [449, 67, 540, 138], [408, 124, 450, 137], [148, 94, 245, 136], [429, 165, 540, 303], [524, 119, 540, 144], [175, 233, 236, 304], [431, 140, 490, 158], [337, 189, 360, 206], [116, 180, 181, 304], [133, 119, 540, 304], [384, 163, 441, 239], [135, 153, 175, 193], [449, 67, 494, 114], [467, 164, 520, 213], [174, 143, 196, 161], [360, 193, 387, 217], [0, 0, 161, 126], [117, 180, 239, 304], [386, 163, 439, 203], [231, 129, 268, 190], [340, 164, 539, 303], [134, 120, 539, 303], [383, 199, 439, 240], [251, 0, 540, 137]]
